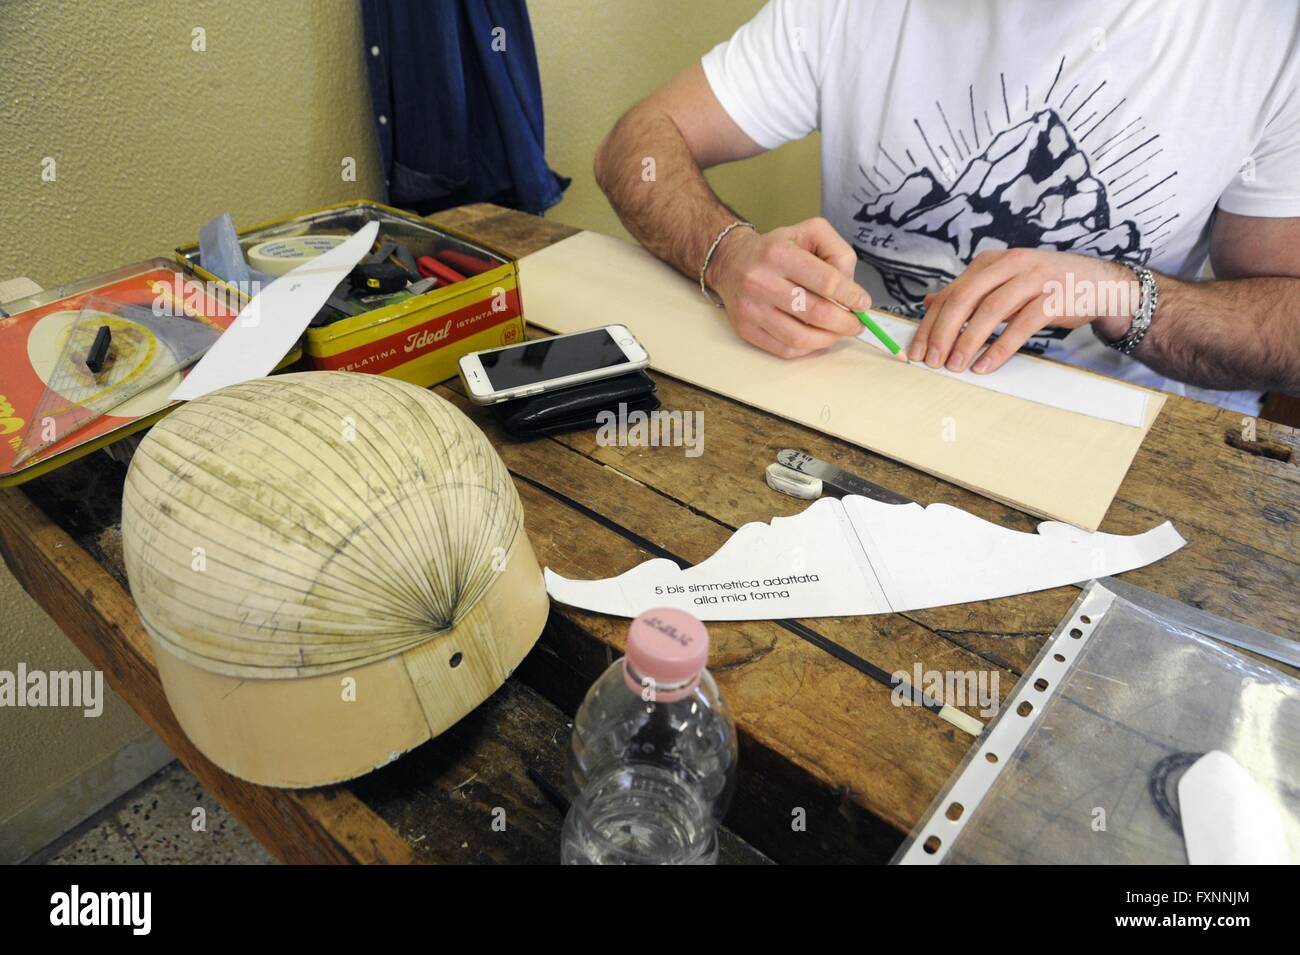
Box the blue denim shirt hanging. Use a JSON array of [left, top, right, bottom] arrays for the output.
[[362, 0, 570, 215]]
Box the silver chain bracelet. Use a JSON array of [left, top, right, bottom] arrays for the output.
[[699, 220, 756, 307], [1107, 263, 1159, 356]]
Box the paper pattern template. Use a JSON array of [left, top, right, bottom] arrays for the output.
[[544, 495, 1185, 620]]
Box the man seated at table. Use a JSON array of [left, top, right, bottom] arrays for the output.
[[593, 0, 1300, 415]]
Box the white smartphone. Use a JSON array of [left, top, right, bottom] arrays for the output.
[[459, 325, 649, 404]]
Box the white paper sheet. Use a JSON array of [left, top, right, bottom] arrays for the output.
[[544, 496, 1185, 620], [1178, 750, 1293, 865], [171, 221, 380, 401], [865, 314, 1148, 427]]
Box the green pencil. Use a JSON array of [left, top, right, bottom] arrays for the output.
[[854, 310, 909, 362]]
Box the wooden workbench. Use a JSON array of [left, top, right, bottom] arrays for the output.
[[2, 204, 1297, 864]]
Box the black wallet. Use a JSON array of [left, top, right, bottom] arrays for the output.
[[490, 370, 659, 438]]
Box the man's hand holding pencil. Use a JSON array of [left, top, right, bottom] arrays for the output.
[[705, 216, 879, 359]]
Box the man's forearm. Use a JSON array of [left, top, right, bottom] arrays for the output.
[[593, 68, 875, 359], [1133, 275, 1300, 395], [594, 104, 742, 285]]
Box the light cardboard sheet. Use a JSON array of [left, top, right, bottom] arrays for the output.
[[517, 230, 1165, 530]]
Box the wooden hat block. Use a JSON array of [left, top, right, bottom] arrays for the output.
[[122, 372, 549, 788], [149, 534, 547, 787]]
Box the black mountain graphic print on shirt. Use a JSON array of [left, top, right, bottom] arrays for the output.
[[852, 108, 1151, 325]]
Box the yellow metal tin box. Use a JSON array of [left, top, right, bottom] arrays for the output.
[[176, 200, 524, 388]]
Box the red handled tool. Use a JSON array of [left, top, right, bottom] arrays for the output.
[[417, 255, 467, 286], [436, 249, 497, 276]]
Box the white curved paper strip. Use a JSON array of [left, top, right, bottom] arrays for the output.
[[1178, 750, 1292, 865], [543, 496, 1185, 620], [171, 221, 380, 402]]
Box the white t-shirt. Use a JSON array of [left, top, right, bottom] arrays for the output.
[[701, 0, 1300, 415]]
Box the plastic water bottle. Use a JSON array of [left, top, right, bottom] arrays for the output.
[[561, 608, 737, 865]]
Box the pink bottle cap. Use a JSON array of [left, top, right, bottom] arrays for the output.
[[623, 608, 710, 703]]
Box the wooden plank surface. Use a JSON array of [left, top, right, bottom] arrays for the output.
[[350, 677, 770, 864], [429, 205, 1299, 859], [3, 202, 1296, 865], [0, 477, 769, 865]]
